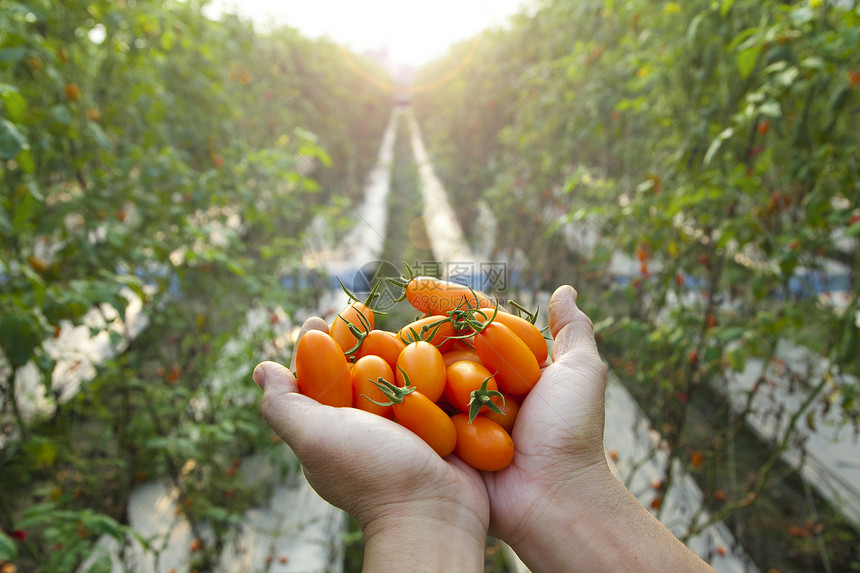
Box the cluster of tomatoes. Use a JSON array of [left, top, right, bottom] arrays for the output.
[[293, 269, 549, 472]]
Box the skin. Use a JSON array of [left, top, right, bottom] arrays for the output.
[[255, 318, 487, 572], [483, 286, 713, 572], [254, 287, 714, 572]]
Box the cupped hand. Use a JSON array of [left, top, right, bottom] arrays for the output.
[[253, 318, 489, 553], [483, 284, 610, 545]]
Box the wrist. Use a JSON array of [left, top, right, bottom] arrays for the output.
[[361, 503, 487, 573], [505, 460, 712, 572]]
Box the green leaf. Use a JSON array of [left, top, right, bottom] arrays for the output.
[[85, 554, 113, 573], [0, 308, 40, 367], [720, 0, 737, 17], [50, 105, 72, 126], [17, 147, 34, 173], [86, 514, 123, 540], [0, 86, 28, 122], [0, 531, 17, 561], [845, 220, 860, 237], [12, 184, 39, 232], [29, 439, 58, 469], [737, 46, 760, 79], [759, 101, 782, 118], [704, 127, 733, 166], [0, 46, 28, 63], [88, 122, 113, 149], [0, 118, 27, 159], [726, 346, 746, 373], [830, 86, 850, 113]]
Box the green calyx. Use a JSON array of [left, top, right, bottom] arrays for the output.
[[507, 299, 539, 325], [384, 261, 416, 302], [467, 377, 505, 423], [401, 316, 451, 344], [336, 275, 382, 309], [366, 368, 416, 407], [342, 310, 374, 356], [455, 301, 500, 336]]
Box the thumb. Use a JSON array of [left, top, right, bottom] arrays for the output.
[[547, 285, 600, 363], [253, 360, 318, 446]]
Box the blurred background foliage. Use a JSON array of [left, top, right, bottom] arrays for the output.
[[413, 0, 859, 569], [0, 0, 391, 570], [3, 0, 860, 570]]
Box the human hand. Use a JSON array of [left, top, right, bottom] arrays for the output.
[[483, 285, 714, 572], [483, 285, 609, 542], [253, 318, 489, 572]]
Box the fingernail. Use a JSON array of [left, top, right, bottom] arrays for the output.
[[252, 363, 266, 388], [557, 284, 577, 304]]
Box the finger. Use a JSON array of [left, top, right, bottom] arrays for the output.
[[547, 285, 600, 362], [289, 316, 330, 370], [254, 360, 318, 444], [253, 359, 296, 393]]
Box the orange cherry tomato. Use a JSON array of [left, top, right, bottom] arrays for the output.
[[444, 360, 499, 414], [295, 330, 352, 407], [395, 340, 446, 403], [352, 330, 406, 369], [482, 394, 520, 433], [329, 301, 374, 354], [394, 389, 457, 457], [474, 322, 540, 398], [475, 309, 548, 364], [351, 355, 394, 418], [396, 315, 457, 352], [405, 276, 495, 316], [441, 347, 482, 368], [451, 414, 514, 472]]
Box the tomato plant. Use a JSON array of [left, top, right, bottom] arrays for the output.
[[412, 0, 860, 567], [0, 0, 395, 569]]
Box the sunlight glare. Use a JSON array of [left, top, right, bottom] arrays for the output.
[[206, 0, 529, 68]]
